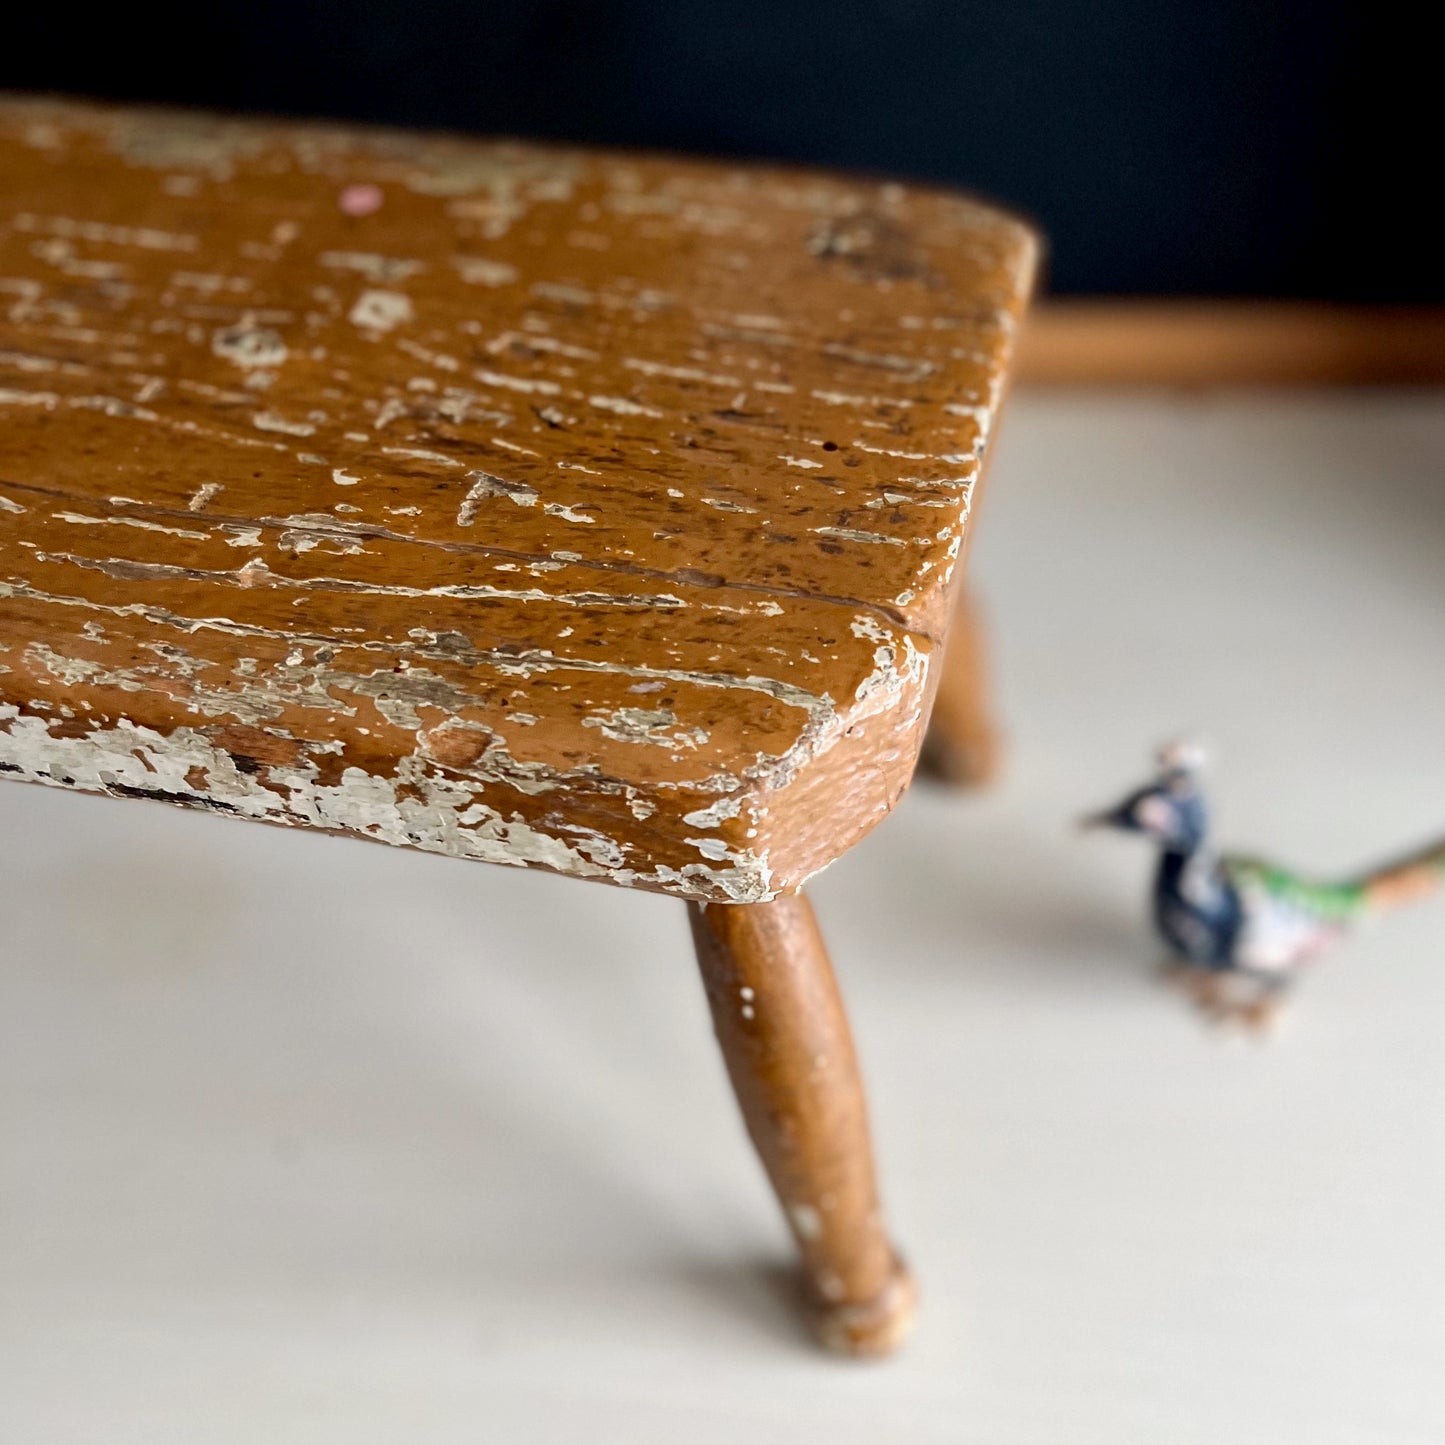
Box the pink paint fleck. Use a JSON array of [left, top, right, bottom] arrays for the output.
[[339, 183, 384, 217]]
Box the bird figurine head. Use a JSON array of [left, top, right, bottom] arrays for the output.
[[1082, 741, 1210, 853]]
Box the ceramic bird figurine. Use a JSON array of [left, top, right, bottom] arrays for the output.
[[1085, 744, 1445, 1028]]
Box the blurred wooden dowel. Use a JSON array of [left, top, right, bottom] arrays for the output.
[[1017, 302, 1445, 386]]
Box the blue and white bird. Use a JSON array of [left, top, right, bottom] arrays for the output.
[[1085, 744, 1445, 1027]]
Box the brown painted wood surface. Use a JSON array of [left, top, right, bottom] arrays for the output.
[[689, 893, 914, 1355], [0, 97, 1036, 902], [1018, 301, 1445, 386]]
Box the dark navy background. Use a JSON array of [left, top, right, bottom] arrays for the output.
[[4, 0, 1428, 298]]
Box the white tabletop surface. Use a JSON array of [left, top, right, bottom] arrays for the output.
[[4, 391, 1444, 1443]]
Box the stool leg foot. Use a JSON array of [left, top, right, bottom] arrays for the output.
[[920, 585, 1002, 787], [688, 892, 915, 1357]]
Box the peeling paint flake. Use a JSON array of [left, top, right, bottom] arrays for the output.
[[349, 289, 414, 333], [582, 707, 708, 749], [458, 471, 539, 522], [813, 526, 906, 546], [252, 410, 315, 437], [319, 251, 425, 283], [212, 324, 287, 370], [589, 394, 663, 418], [452, 256, 519, 287]]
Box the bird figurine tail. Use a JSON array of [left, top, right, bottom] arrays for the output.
[[1353, 837, 1445, 915]]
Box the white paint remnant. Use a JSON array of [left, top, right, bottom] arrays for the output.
[[473, 367, 560, 396], [488, 331, 598, 363], [319, 251, 425, 283], [396, 337, 461, 372], [813, 526, 905, 546], [211, 324, 288, 370], [252, 410, 315, 436], [850, 441, 927, 461], [490, 436, 540, 457], [781, 455, 824, 470], [52, 511, 210, 541], [683, 795, 742, 828], [588, 395, 662, 418], [623, 357, 739, 387], [458, 472, 539, 523], [379, 445, 462, 468], [851, 614, 928, 710], [582, 707, 708, 749], [943, 401, 990, 424], [0, 350, 67, 375], [532, 281, 594, 306], [822, 342, 933, 381], [544, 503, 594, 525], [11, 212, 197, 253], [373, 398, 408, 429], [452, 256, 518, 287], [171, 270, 250, 295], [0, 494, 27, 514], [0, 706, 774, 903], [349, 289, 414, 333]]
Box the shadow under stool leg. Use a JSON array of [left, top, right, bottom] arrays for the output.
[[687, 892, 915, 1357], [920, 585, 1002, 787]]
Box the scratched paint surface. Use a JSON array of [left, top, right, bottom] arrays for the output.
[[0, 98, 1035, 901]]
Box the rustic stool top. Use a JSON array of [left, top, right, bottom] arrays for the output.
[[0, 97, 1035, 902]]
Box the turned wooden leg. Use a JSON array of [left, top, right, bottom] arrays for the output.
[[688, 892, 915, 1356], [920, 584, 1002, 787]]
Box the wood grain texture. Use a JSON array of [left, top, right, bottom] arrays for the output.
[[0, 97, 1036, 901]]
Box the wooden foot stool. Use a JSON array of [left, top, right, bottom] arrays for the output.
[[0, 98, 1035, 1355]]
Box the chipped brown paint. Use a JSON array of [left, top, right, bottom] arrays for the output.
[[0, 97, 1036, 902]]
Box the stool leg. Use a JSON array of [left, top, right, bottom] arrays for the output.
[[920, 585, 1002, 786], [688, 892, 915, 1356]]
